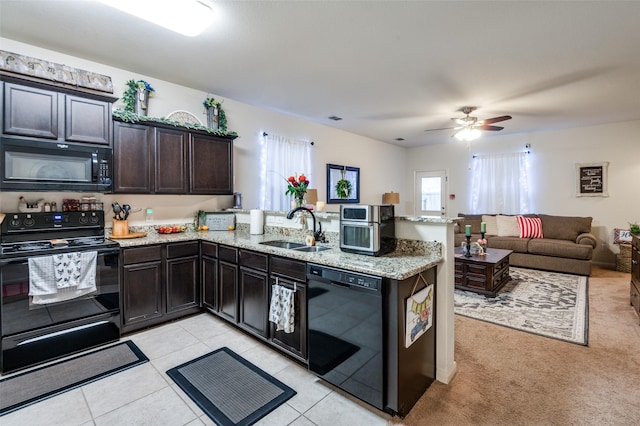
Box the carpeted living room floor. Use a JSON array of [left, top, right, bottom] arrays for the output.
[[393, 267, 640, 426]]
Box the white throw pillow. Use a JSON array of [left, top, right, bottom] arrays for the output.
[[481, 215, 498, 235], [496, 215, 520, 237]]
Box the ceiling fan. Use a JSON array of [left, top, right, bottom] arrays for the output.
[[426, 107, 512, 141]]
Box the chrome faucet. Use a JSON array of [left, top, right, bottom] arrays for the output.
[[286, 206, 324, 242]]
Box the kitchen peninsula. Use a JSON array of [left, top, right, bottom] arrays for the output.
[[110, 211, 453, 417]]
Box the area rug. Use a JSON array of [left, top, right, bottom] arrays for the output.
[[454, 267, 588, 345], [0, 341, 148, 415], [167, 347, 296, 426]]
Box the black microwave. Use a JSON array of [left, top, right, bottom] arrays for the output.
[[0, 138, 112, 192]]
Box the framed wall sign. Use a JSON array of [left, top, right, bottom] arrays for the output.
[[576, 162, 609, 197], [327, 164, 360, 204]]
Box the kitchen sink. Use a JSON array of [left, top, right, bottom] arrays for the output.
[[259, 240, 306, 249], [293, 246, 331, 253]]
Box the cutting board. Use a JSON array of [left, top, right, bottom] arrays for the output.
[[109, 232, 147, 239], [203, 212, 236, 230]]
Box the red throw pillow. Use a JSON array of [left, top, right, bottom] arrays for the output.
[[517, 215, 543, 238]]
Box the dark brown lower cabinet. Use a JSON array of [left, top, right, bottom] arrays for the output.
[[239, 267, 270, 338], [201, 241, 219, 313], [270, 277, 307, 361], [121, 241, 200, 334], [217, 245, 239, 323], [122, 245, 163, 332], [269, 255, 308, 361]]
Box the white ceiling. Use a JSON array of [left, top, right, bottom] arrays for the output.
[[1, 0, 640, 148]]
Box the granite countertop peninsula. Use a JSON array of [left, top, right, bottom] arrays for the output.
[[109, 224, 442, 280]]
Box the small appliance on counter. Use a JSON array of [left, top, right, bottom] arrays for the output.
[[339, 204, 396, 256]]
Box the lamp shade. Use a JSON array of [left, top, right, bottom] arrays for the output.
[[382, 192, 400, 204], [305, 188, 318, 205]]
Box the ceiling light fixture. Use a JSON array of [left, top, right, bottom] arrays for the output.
[[99, 0, 215, 37], [454, 127, 481, 142]]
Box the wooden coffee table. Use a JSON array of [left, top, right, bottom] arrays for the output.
[[454, 247, 513, 297]]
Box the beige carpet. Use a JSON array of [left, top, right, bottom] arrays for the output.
[[392, 267, 640, 425]]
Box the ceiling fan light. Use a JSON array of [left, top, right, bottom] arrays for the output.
[[99, 0, 215, 37], [454, 127, 481, 142]]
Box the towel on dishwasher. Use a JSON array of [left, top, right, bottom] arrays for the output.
[[28, 251, 98, 304], [269, 284, 295, 333]]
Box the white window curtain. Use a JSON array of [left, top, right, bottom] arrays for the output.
[[260, 133, 312, 211], [470, 152, 530, 214]]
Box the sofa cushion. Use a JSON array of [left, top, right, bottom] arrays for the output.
[[482, 215, 498, 235], [488, 236, 529, 253], [457, 214, 483, 233], [538, 215, 592, 241], [517, 215, 544, 238], [527, 238, 593, 260], [496, 215, 519, 237]]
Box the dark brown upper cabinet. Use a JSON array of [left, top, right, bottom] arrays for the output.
[[2, 79, 114, 145], [113, 119, 235, 195]]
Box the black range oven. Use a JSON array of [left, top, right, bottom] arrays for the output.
[[0, 211, 120, 374]]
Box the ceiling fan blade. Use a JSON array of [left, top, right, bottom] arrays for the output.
[[477, 125, 504, 131], [424, 126, 455, 132], [482, 115, 512, 124]]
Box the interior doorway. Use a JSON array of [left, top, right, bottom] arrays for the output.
[[414, 170, 447, 217]]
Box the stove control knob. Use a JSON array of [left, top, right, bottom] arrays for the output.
[[79, 215, 89, 224], [89, 215, 100, 224], [23, 217, 36, 227], [9, 215, 21, 228]]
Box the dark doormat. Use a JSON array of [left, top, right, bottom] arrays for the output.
[[0, 340, 148, 416], [167, 347, 296, 426]]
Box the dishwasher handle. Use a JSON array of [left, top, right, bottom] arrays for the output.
[[307, 263, 382, 292]]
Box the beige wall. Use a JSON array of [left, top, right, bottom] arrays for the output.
[[0, 38, 407, 218], [405, 119, 640, 267]]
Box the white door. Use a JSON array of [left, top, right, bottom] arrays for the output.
[[414, 170, 447, 216]]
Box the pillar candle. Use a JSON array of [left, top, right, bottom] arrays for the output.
[[316, 201, 325, 211], [481, 222, 486, 233], [465, 225, 471, 236]]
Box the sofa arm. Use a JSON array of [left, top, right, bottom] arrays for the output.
[[576, 232, 597, 248]]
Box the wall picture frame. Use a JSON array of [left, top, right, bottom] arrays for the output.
[[327, 163, 360, 204], [576, 161, 609, 197]]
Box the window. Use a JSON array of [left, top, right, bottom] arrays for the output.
[[470, 152, 530, 214], [414, 170, 447, 216], [260, 133, 312, 211]]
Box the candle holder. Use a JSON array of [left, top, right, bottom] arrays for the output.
[[464, 235, 472, 257]]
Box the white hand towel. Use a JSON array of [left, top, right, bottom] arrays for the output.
[[29, 251, 98, 305], [269, 284, 295, 333]]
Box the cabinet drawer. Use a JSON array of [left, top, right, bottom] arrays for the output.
[[270, 256, 306, 281], [219, 245, 238, 264], [239, 249, 268, 272], [167, 241, 199, 258], [201, 241, 218, 258], [123, 245, 162, 265]]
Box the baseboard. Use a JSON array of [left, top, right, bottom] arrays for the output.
[[436, 360, 457, 384]]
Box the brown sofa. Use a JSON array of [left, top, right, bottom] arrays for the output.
[[454, 213, 597, 276]]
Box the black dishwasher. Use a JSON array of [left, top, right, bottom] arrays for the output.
[[307, 263, 384, 409]]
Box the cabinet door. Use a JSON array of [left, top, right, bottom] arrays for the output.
[[239, 267, 270, 338], [218, 261, 238, 322], [166, 255, 199, 313], [113, 121, 153, 193], [202, 255, 218, 312], [3, 83, 59, 139], [155, 127, 187, 193], [270, 278, 307, 360], [65, 95, 110, 144], [122, 261, 163, 326], [189, 134, 233, 194]]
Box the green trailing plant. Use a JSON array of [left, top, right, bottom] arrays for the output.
[[112, 108, 238, 137], [121, 79, 155, 112], [630, 222, 640, 235], [202, 97, 228, 132]]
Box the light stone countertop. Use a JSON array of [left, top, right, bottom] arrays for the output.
[[109, 228, 442, 280]]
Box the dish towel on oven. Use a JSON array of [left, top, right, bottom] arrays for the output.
[[269, 283, 295, 333], [28, 251, 98, 304]]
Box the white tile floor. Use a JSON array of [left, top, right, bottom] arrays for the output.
[[2, 313, 394, 426]]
